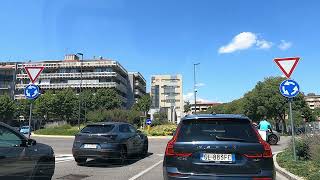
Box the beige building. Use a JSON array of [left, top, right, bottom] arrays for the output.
[[150, 75, 183, 123], [305, 93, 320, 110]]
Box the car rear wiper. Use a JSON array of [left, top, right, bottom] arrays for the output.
[[215, 136, 247, 142]]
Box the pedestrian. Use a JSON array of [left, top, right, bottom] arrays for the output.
[[259, 116, 272, 141]]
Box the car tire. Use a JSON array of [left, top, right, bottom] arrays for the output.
[[31, 161, 54, 180], [119, 145, 127, 165], [268, 134, 278, 145], [75, 157, 87, 166], [141, 140, 148, 157]]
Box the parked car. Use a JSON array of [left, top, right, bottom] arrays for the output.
[[163, 114, 275, 180], [0, 122, 55, 180], [72, 122, 148, 165], [20, 126, 32, 135]]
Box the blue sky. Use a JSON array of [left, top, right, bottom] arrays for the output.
[[0, 0, 319, 102]]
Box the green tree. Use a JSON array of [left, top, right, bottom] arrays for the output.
[[54, 89, 78, 124], [133, 94, 151, 115], [15, 99, 32, 121], [313, 108, 320, 120], [93, 89, 122, 110], [184, 101, 191, 113], [34, 91, 57, 121], [242, 76, 313, 132], [0, 95, 15, 122]]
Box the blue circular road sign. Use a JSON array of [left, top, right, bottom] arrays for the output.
[[279, 79, 300, 98], [24, 84, 40, 100], [146, 119, 152, 125]]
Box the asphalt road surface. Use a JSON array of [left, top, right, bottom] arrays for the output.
[[32, 135, 291, 180]]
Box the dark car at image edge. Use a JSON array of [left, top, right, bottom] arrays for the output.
[[72, 122, 148, 165], [163, 114, 275, 180], [0, 122, 55, 180]]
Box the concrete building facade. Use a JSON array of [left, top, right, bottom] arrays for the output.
[[150, 74, 183, 123], [0, 54, 146, 108], [190, 102, 222, 112], [128, 72, 147, 107], [305, 93, 320, 110]]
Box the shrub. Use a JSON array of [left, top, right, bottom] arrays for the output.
[[148, 124, 177, 136], [309, 134, 320, 165], [293, 137, 311, 160]]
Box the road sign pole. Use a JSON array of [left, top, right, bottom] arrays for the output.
[[28, 102, 33, 139], [288, 98, 297, 161]]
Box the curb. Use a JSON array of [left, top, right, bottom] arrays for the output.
[[273, 152, 305, 180], [32, 133, 172, 139]]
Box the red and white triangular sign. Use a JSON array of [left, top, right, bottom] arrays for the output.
[[274, 57, 300, 78], [24, 66, 45, 83]]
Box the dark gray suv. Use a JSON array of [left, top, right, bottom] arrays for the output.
[[163, 114, 275, 180], [72, 122, 148, 165]]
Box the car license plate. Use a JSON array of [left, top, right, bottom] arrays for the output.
[[83, 144, 97, 149], [200, 153, 234, 162]]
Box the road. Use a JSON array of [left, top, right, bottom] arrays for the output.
[[32, 136, 291, 180]]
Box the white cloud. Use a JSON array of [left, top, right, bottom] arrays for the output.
[[218, 32, 257, 54], [183, 92, 194, 102], [195, 83, 205, 87], [278, 40, 292, 50], [256, 39, 273, 49]]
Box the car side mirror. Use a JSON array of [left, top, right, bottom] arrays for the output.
[[27, 139, 37, 146]]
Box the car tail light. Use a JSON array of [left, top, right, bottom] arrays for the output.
[[165, 125, 192, 157], [244, 127, 272, 158]]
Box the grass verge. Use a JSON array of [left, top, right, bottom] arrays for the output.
[[277, 149, 320, 180], [34, 124, 84, 136]]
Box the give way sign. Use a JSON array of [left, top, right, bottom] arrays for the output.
[[274, 57, 300, 79], [24, 66, 45, 84]]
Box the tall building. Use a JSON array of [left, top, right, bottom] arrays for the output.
[[0, 54, 146, 108], [128, 72, 147, 107], [150, 74, 183, 123], [0, 62, 17, 97], [305, 93, 320, 110]]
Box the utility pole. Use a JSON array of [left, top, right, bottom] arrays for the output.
[[193, 63, 200, 114], [77, 53, 84, 130]]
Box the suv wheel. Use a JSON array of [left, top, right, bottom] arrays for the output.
[[119, 146, 127, 164], [141, 140, 148, 157], [32, 161, 53, 180], [75, 157, 87, 165]]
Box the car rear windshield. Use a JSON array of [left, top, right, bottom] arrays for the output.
[[177, 119, 258, 143], [81, 125, 115, 134]]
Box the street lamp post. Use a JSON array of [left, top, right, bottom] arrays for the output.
[[193, 63, 200, 114], [77, 53, 84, 130]]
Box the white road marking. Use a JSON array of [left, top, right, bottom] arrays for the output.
[[55, 154, 74, 164], [128, 160, 163, 180]]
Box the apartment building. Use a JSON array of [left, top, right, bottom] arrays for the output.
[[128, 72, 147, 107], [190, 101, 222, 112], [0, 62, 17, 97], [0, 54, 146, 108], [150, 74, 183, 123], [305, 93, 320, 110]]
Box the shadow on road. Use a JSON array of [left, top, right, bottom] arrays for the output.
[[81, 152, 154, 168]]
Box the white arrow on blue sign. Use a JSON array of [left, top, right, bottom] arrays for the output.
[[279, 79, 300, 98], [24, 84, 40, 100], [146, 119, 152, 125]]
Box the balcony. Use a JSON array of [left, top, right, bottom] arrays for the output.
[[15, 82, 128, 94], [17, 60, 128, 74]]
